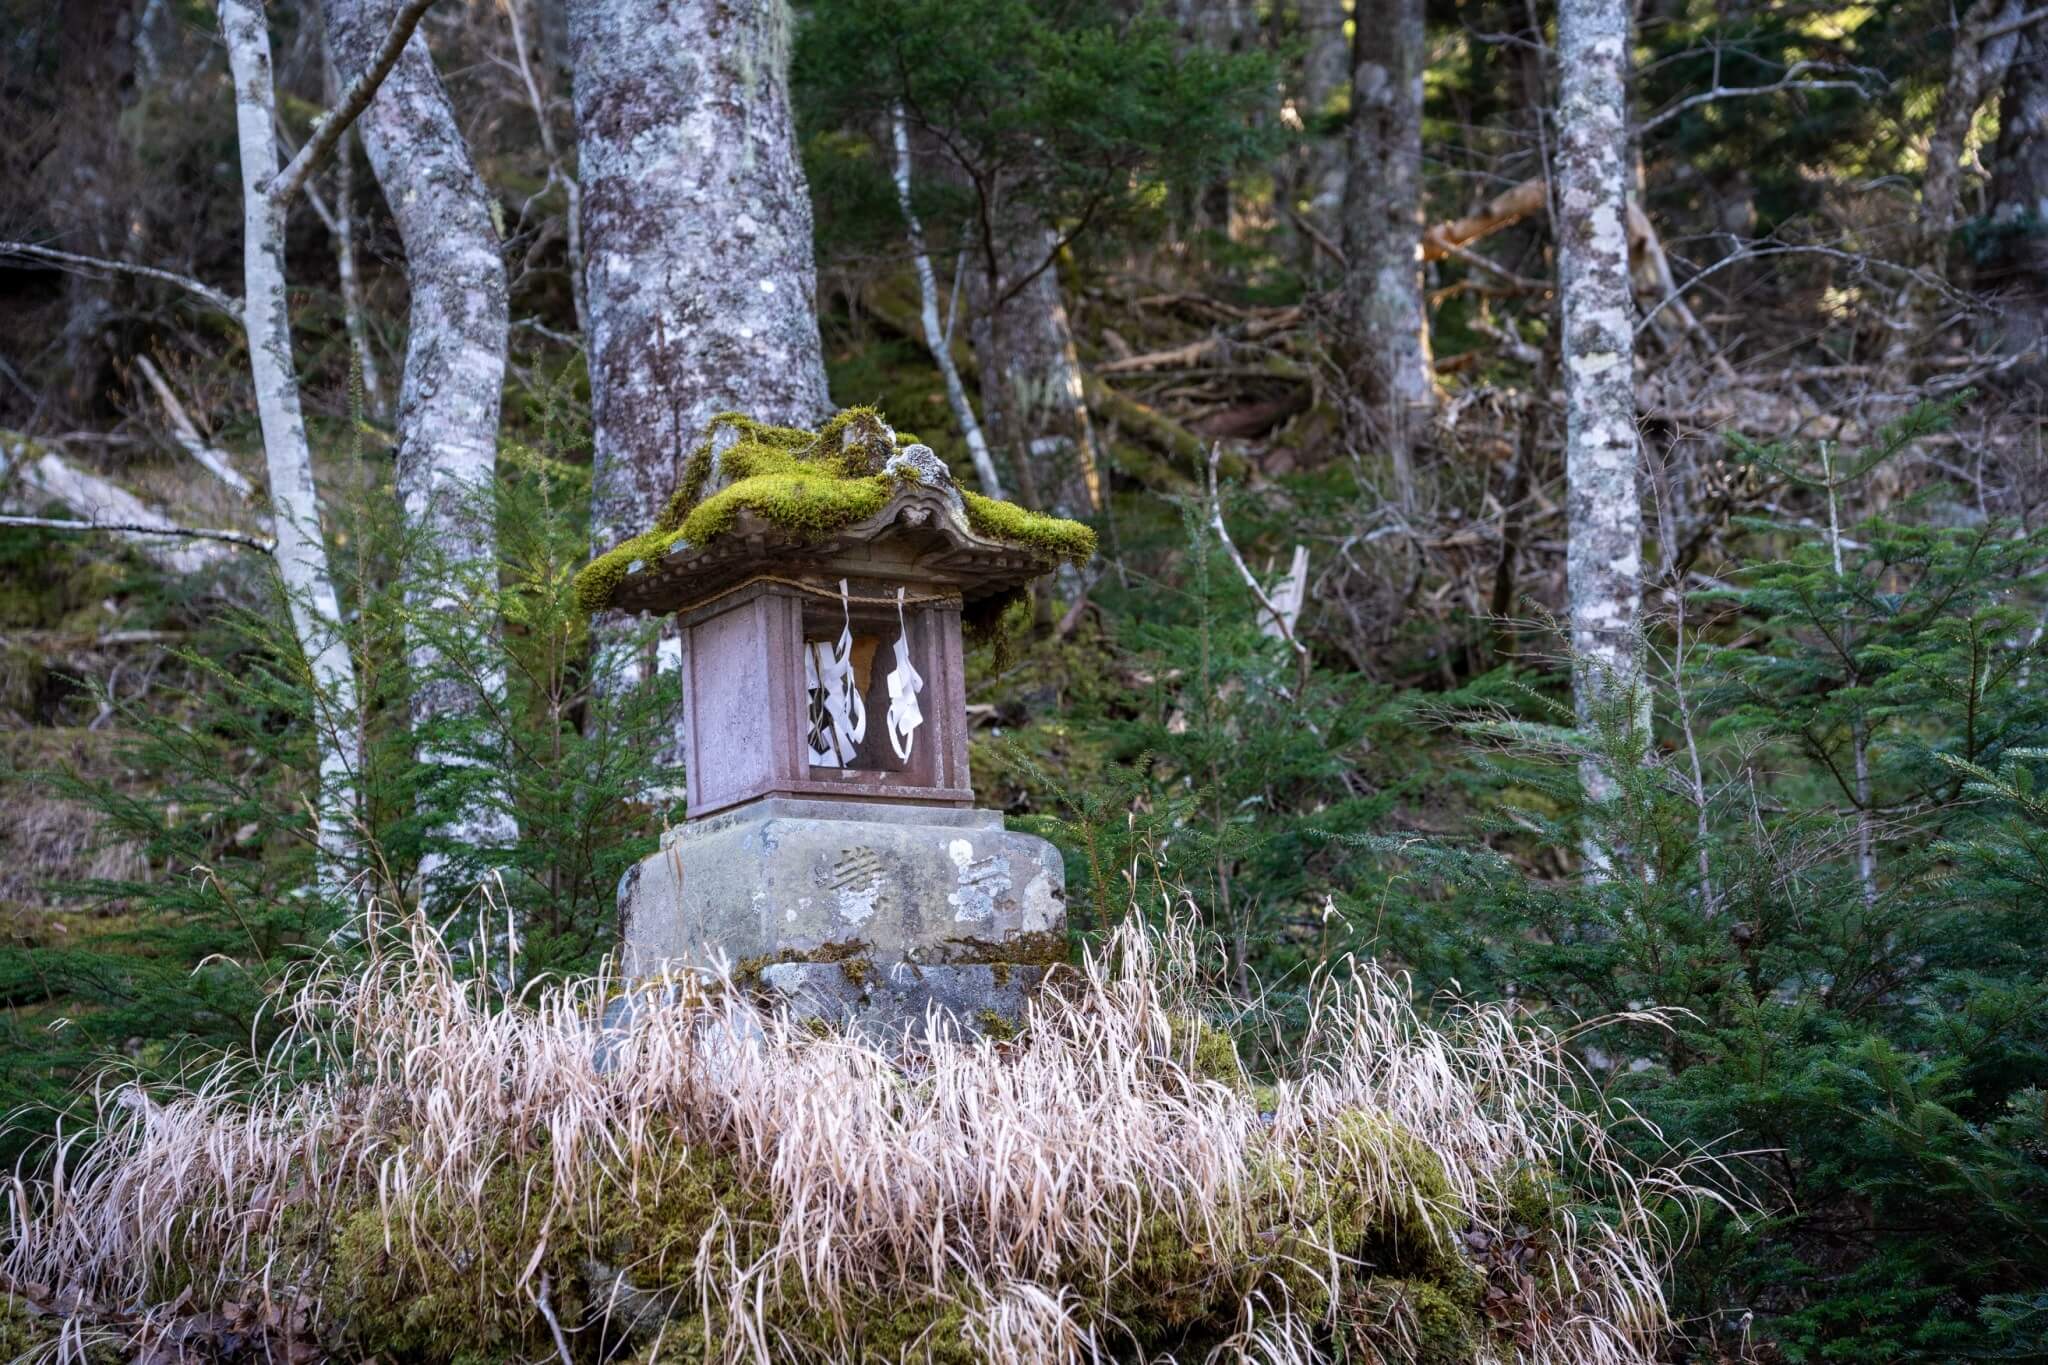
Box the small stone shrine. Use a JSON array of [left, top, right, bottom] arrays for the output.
[[577, 409, 1094, 1034]]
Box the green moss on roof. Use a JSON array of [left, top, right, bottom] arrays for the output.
[[574, 408, 1096, 615], [962, 488, 1098, 562]]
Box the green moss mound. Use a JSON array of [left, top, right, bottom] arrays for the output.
[[574, 408, 1095, 615]]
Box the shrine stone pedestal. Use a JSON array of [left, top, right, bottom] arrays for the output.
[[616, 798, 1066, 1037]]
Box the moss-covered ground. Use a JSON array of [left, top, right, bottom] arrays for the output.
[[273, 1112, 1519, 1363]]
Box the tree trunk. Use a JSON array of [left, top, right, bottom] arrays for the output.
[[967, 229, 1101, 521], [311, 45, 388, 420], [1555, 0, 1642, 813], [508, 0, 588, 337], [1296, 0, 1351, 225], [569, 0, 833, 695], [220, 0, 365, 900], [891, 106, 1004, 500], [1175, 0, 1252, 232], [1925, 0, 2028, 244], [1301, 0, 1349, 138], [1988, 20, 2048, 361], [327, 130, 388, 420], [326, 0, 519, 894], [1885, 0, 2030, 372], [1340, 0, 1433, 512]]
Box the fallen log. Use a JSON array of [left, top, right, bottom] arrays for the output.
[[1422, 178, 1548, 262], [1, 431, 255, 572], [1082, 374, 1249, 481]]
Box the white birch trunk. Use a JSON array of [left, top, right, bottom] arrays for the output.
[[1555, 0, 1643, 813], [569, 0, 833, 698], [1340, 0, 1433, 511], [326, 0, 520, 891], [890, 106, 1003, 500], [220, 0, 365, 900]]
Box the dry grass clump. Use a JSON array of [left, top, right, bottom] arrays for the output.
[[3, 908, 1721, 1364]]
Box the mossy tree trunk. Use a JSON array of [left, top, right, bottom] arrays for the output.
[[1339, 0, 1433, 513], [326, 0, 519, 897], [569, 0, 833, 702]]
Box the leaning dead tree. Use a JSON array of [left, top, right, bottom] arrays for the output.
[[892, 104, 1005, 501]]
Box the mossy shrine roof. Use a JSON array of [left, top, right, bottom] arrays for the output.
[[574, 408, 1096, 619]]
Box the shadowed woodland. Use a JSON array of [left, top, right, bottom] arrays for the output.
[[3, 0, 2048, 1359]]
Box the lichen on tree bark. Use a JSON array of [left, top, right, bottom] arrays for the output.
[[1555, 0, 1643, 810], [1340, 0, 1433, 511], [569, 0, 833, 697], [326, 0, 520, 889]]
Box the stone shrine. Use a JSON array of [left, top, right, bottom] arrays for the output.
[[578, 409, 1094, 1033]]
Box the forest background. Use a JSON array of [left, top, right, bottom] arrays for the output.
[[3, 0, 2048, 1358]]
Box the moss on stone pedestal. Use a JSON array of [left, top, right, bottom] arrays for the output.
[[574, 408, 1095, 615]]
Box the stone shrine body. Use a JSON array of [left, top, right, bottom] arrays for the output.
[[580, 410, 1093, 1034]]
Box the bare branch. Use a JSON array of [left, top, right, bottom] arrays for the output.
[[267, 0, 438, 207], [1286, 206, 1349, 269], [1979, 5, 2048, 44], [0, 514, 274, 554], [1639, 60, 1874, 135], [0, 241, 238, 316], [535, 1275, 575, 1365], [1423, 176, 1546, 262], [1206, 442, 1311, 693], [1637, 241, 1967, 337]]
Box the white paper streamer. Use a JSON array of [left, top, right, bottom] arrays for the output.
[[884, 586, 924, 762], [805, 578, 866, 766]]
